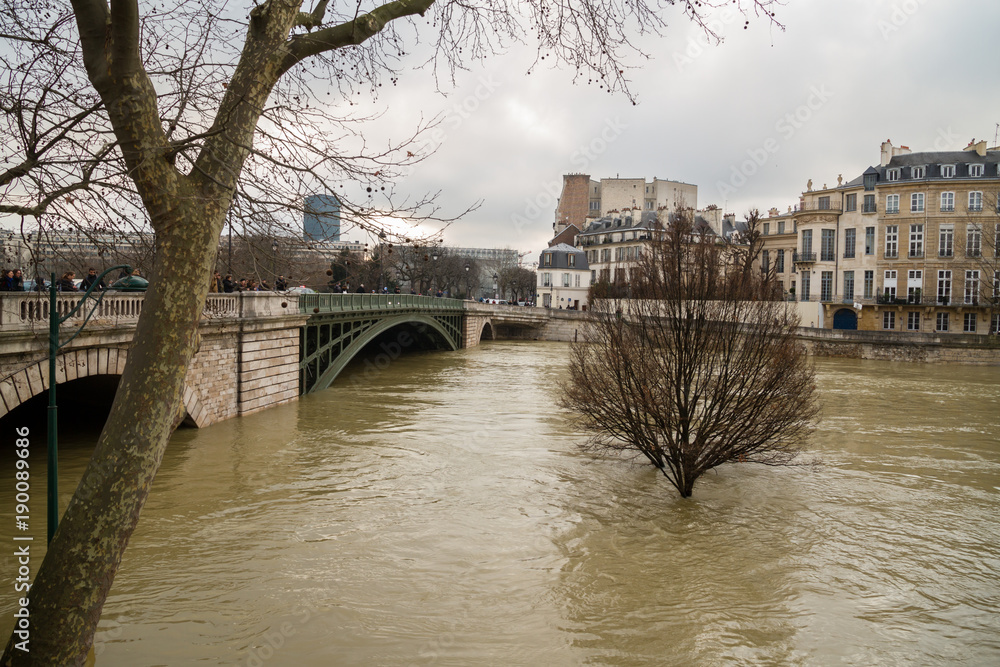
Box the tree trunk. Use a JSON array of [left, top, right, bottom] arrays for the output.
[[2, 199, 225, 665]]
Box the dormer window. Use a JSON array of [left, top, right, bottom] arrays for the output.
[[970, 164, 984, 177], [543, 253, 552, 266], [568, 254, 576, 267], [886, 168, 900, 181], [941, 164, 955, 178], [863, 172, 877, 191], [911, 166, 925, 179]]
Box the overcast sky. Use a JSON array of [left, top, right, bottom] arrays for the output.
[[348, 0, 1000, 262]]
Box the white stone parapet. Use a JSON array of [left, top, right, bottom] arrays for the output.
[[0, 292, 294, 331]]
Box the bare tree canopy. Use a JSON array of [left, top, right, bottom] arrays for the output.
[[1, 0, 782, 662], [562, 209, 819, 498]]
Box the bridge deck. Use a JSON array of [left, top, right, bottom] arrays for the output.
[[299, 293, 464, 314]]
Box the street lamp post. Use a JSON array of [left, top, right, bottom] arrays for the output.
[[47, 264, 135, 544], [492, 273, 498, 300], [464, 263, 470, 300], [271, 239, 278, 288]]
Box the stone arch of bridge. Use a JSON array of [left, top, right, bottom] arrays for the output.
[[303, 313, 460, 394], [0, 347, 209, 427], [479, 320, 495, 343]]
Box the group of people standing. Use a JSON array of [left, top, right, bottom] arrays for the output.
[[0, 267, 146, 293], [0, 269, 26, 291], [211, 272, 288, 293]]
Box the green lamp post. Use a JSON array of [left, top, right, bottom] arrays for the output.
[[47, 264, 140, 544]]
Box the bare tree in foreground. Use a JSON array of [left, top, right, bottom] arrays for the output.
[[1, 0, 783, 661], [562, 210, 818, 498]]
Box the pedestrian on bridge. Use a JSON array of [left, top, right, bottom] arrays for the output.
[[59, 272, 78, 291], [81, 268, 106, 292], [12, 269, 23, 291]]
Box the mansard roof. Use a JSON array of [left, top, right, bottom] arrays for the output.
[[538, 243, 589, 270]]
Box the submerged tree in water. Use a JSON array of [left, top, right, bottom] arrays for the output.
[[562, 209, 818, 498]]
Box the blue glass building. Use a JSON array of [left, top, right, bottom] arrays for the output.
[[303, 194, 341, 242]]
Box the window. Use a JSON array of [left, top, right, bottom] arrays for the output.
[[567, 254, 576, 267], [864, 172, 877, 190], [909, 224, 924, 258], [937, 312, 949, 332], [967, 224, 982, 257], [863, 194, 876, 213], [995, 270, 1000, 299], [543, 253, 552, 266], [821, 229, 835, 261], [574, 274, 580, 288], [885, 225, 898, 258], [968, 191, 983, 212], [938, 224, 954, 257], [970, 163, 984, 177], [561, 273, 569, 287], [801, 229, 813, 255], [818, 196, 831, 210], [907, 270, 923, 303], [763, 222, 770, 235], [964, 313, 977, 333], [965, 270, 980, 305], [996, 224, 1000, 257], [844, 228, 856, 258], [821, 271, 833, 301], [911, 166, 925, 179], [937, 270, 952, 305], [910, 193, 925, 212], [845, 193, 857, 212], [887, 168, 900, 181], [994, 314, 1000, 335], [886, 194, 900, 214], [541, 272, 552, 287], [941, 164, 955, 178], [865, 227, 875, 255], [801, 272, 810, 301], [776, 249, 785, 273], [883, 272, 900, 301], [762, 250, 770, 273], [777, 221, 785, 234], [941, 192, 954, 212], [883, 311, 895, 330], [864, 270, 874, 299], [907, 311, 920, 331], [844, 271, 855, 300], [591, 269, 596, 283]]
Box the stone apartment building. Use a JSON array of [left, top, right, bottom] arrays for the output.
[[535, 243, 591, 310], [764, 139, 1000, 333], [553, 174, 698, 235]]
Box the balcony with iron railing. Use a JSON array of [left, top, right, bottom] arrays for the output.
[[793, 251, 816, 263]]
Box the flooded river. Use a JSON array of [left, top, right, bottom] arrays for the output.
[[2, 342, 999, 665]]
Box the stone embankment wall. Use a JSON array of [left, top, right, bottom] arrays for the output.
[[510, 308, 1000, 365], [795, 327, 1000, 365]]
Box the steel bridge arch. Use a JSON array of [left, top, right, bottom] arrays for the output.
[[300, 312, 461, 394]]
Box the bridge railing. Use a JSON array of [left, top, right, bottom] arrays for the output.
[[299, 293, 464, 314], [0, 292, 292, 331]]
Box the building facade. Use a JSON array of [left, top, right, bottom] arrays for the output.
[[303, 194, 341, 243], [766, 139, 1000, 333], [536, 243, 590, 310], [554, 174, 698, 235]]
